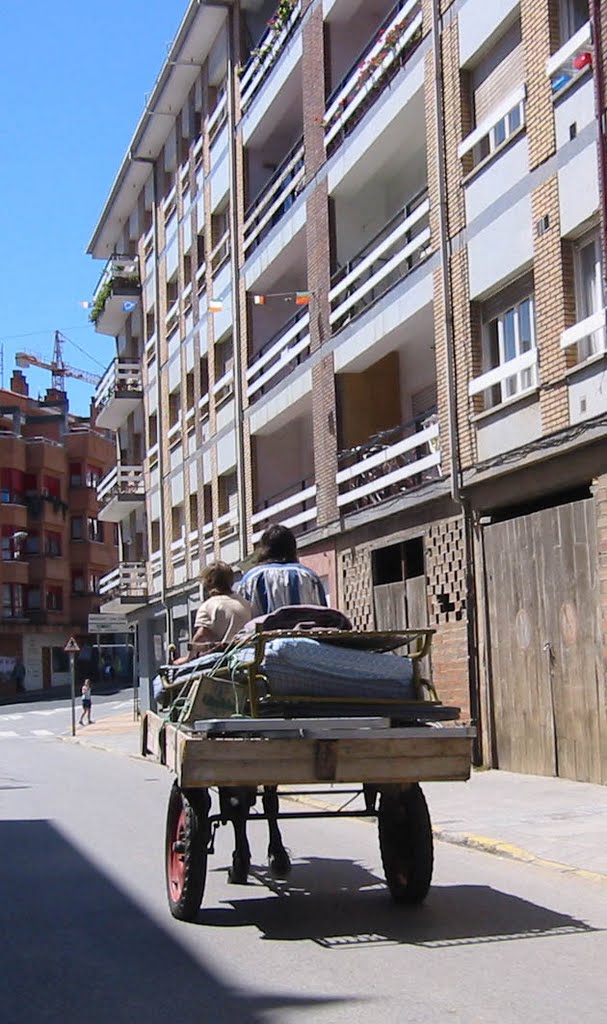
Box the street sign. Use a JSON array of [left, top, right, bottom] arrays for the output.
[[64, 636, 80, 654], [88, 614, 132, 634]]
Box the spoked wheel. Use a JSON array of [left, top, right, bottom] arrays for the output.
[[165, 782, 210, 921], [378, 783, 433, 905]]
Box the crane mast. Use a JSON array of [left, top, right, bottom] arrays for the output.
[[15, 332, 101, 388]]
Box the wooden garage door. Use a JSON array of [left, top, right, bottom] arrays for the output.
[[483, 499, 607, 783]]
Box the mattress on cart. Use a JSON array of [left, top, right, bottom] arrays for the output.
[[257, 637, 416, 699]]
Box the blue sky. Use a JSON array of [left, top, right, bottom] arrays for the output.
[[0, 1, 184, 416]]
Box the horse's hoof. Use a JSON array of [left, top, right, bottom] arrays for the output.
[[268, 847, 291, 878], [228, 855, 250, 884]]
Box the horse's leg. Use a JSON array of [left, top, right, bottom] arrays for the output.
[[220, 787, 254, 883], [262, 786, 291, 877]]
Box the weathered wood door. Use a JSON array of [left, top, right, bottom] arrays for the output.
[[374, 577, 430, 678], [483, 499, 607, 783]]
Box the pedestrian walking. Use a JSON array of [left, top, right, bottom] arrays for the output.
[[79, 679, 93, 726]]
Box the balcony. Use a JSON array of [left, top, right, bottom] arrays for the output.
[[323, 0, 422, 156], [547, 21, 593, 97], [468, 349, 539, 411], [90, 255, 141, 337], [336, 412, 441, 513], [252, 478, 317, 543], [247, 306, 310, 401], [244, 139, 304, 257], [97, 465, 145, 523], [562, 309, 607, 424], [330, 191, 430, 333], [99, 562, 148, 612], [95, 359, 143, 431], [240, 1, 302, 114]]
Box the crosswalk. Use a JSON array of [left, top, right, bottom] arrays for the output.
[[0, 700, 133, 740]]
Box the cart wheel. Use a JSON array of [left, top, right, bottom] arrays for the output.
[[165, 782, 210, 921], [378, 784, 433, 905]]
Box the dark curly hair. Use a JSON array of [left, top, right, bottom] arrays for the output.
[[254, 524, 298, 564]]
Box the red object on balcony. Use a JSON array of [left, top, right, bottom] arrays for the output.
[[573, 51, 592, 71]]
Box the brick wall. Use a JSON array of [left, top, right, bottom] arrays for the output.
[[521, 0, 558, 170]]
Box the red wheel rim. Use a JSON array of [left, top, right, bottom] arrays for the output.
[[167, 803, 187, 899]]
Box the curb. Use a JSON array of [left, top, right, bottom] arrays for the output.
[[283, 793, 607, 885]]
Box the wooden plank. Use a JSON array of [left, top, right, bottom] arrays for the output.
[[141, 711, 163, 760], [373, 582, 406, 630], [178, 735, 470, 760], [406, 576, 430, 680]]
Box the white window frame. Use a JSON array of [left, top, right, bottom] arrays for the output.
[[573, 231, 605, 362], [559, 0, 589, 44], [481, 293, 537, 408], [459, 87, 526, 168]]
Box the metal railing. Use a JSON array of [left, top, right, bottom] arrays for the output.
[[97, 465, 145, 505], [95, 358, 142, 411], [246, 305, 310, 400], [330, 190, 430, 330], [244, 139, 304, 255], [336, 410, 441, 511], [239, 1, 302, 112], [324, 0, 422, 153], [252, 477, 317, 541], [99, 562, 148, 599]]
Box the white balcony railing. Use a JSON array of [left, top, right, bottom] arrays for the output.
[[243, 140, 304, 255], [330, 193, 430, 329], [202, 521, 214, 551], [246, 308, 310, 400], [324, 0, 422, 150], [212, 368, 234, 405], [547, 21, 593, 95], [468, 349, 539, 405], [560, 308, 606, 354], [337, 416, 441, 510], [211, 231, 230, 274], [216, 510, 238, 541], [99, 562, 148, 599], [208, 88, 228, 143], [95, 359, 142, 411], [252, 482, 317, 543], [97, 465, 144, 505], [239, 1, 302, 112]]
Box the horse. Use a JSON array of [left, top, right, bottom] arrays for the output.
[[219, 785, 291, 883]]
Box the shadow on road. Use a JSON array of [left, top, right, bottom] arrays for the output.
[[200, 855, 598, 949], [0, 822, 359, 1024]]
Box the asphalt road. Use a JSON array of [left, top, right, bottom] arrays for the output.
[[0, 689, 136, 739], [0, 734, 605, 1024]]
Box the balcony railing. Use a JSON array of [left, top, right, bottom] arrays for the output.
[[208, 88, 227, 143], [547, 21, 593, 96], [97, 465, 144, 506], [95, 359, 142, 419], [244, 139, 304, 256], [468, 349, 539, 410], [330, 190, 430, 331], [212, 368, 235, 406], [560, 308, 606, 360], [323, 0, 422, 154], [211, 231, 230, 274], [246, 306, 310, 400], [239, 0, 302, 113], [337, 412, 441, 512], [217, 510, 238, 541], [458, 85, 526, 169], [99, 562, 148, 600], [252, 478, 317, 542], [90, 254, 140, 336]]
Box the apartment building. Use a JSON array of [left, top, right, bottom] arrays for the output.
[[0, 371, 118, 695], [87, 0, 607, 783]]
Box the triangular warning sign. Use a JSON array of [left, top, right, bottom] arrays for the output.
[[64, 636, 80, 653]]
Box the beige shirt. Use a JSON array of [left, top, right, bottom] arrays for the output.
[[193, 592, 252, 644]]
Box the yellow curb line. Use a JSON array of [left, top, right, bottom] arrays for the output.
[[283, 793, 607, 885]]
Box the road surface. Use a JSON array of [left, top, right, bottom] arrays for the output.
[[0, 726, 604, 1023]]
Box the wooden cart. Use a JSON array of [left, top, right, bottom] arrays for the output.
[[141, 626, 475, 921]]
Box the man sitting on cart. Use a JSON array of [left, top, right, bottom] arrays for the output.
[[237, 523, 327, 616], [173, 561, 252, 665]]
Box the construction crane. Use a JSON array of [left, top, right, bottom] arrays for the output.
[[16, 331, 101, 389]]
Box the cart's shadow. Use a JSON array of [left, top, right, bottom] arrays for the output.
[[200, 856, 597, 948]]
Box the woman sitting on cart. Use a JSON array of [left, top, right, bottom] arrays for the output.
[[237, 523, 327, 616]]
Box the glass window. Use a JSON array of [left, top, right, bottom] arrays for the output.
[[44, 532, 62, 557], [86, 466, 101, 488], [574, 233, 604, 361], [26, 587, 41, 610], [69, 462, 82, 488], [72, 572, 85, 595], [482, 291, 537, 408], [71, 517, 83, 541], [559, 0, 589, 43], [88, 518, 104, 543], [46, 586, 63, 611]]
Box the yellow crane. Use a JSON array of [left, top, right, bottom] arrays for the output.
[[16, 331, 101, 390]]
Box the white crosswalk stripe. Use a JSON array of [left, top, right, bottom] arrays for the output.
[[0, 731, 19, 738], [31, 730, 54, 737], [1, 714, 24, 721]]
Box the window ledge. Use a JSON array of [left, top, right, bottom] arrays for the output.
[[462, 124, 527, 187], [470, 386, 539, 424], [565, 350, 607, 380]]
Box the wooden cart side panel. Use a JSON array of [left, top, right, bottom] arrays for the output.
[[179, 735, 473, 788], [141, 711, 165, 762]]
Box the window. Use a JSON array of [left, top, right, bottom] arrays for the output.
[[1, 528, 14, 561], [25, 531, 40, 555], [559, 0, 589, 44], [0, 469, 24, 504], [186, 370, 195, 410], [26, 586, 41, 610], [46, 586, 63, 611], [24, 474, 37, 497], [189, 492, 198, 529], [44, 531, 62, 557], [171, 505, 184, 542], [69, 462, 82, 488], [88, 518, 104, 543], [151, 519, 161, 552], [461, 20, 525, 168], [86, 465, 102, 489], [71, 516, 83, 541], [148, 412, 158, 448], [42, 476, 61, 499], [71, 572, 86, 595], [482, 284, 537, 408], [169, 389, 181, 428], [2, 584, 23, 619], [573, 232, 605, 361], [51, 648, 69, 673], [90, 573, 101, 595]]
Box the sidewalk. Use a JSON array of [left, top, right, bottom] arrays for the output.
[[67, 714, 607, 883]]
